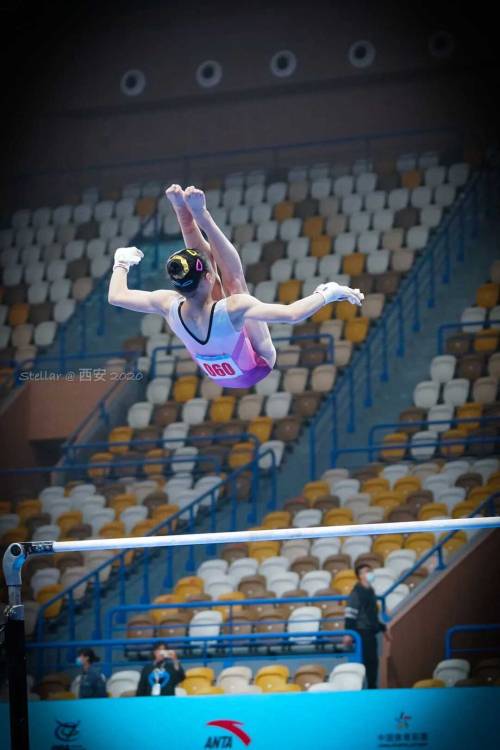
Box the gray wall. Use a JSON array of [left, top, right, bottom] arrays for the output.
[[1, 0, 496, 208]]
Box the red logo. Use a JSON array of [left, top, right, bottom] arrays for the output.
[[207, 720, 251, 746]]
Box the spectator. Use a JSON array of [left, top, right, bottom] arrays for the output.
[[76, 648, 107, 698], [343, 563, 392, 688], [136, 643, 185, 697]]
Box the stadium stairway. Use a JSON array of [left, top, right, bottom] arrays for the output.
[[277, 210, 500, 501]]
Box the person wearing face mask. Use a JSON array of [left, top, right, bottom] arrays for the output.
[[136, 643, 185, 697], [75, 648, 107, 698], [343, 563, 392, 688]]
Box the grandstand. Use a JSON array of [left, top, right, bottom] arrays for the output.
[[0, 3, 499, 749]]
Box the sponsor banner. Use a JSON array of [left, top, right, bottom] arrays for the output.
[[0, 688, 498, 750]]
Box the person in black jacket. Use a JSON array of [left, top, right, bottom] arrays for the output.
[[76, 648, 107, 698], [136, 643, 185, 697], [343, 563, 392, 688]]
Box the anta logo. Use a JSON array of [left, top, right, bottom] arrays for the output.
[[205, 720, 251, 747]]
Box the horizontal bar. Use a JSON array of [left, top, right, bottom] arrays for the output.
[[22, 516, 500, 556]]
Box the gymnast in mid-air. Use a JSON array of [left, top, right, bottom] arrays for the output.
[[108, 185, 364, 387]]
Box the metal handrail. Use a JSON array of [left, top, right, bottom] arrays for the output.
[[437, 319, 500, 354], [32, 448, 278, 641], [444, 623, 500, 659]]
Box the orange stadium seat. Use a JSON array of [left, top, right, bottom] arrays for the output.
[[108, 427, 133, 455], [274, 201, 295, 222], [88, 452, 114, 478], [311, 235, 332, 257], [342, 253, 366, 276], [345, 317, 370, 344], [173, 376, 198, 403], [210, 396, 236, 422], [8, 303, 30, 326], [476, 283, 499, 309], [279, 279, 302, 304], [303, 216, 324, 239]]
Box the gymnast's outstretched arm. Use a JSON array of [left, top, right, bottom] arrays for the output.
[[226, 282, 364, 326], [108, 247, 178, 313]]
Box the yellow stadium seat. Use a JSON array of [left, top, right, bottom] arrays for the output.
[[335, 300, 358, 322], [324, 508, 353, 526], [46, 691, 77, 700], [303, 216, 324, 239], [274, 201, 295, 222], [487, 472, 500, 488], [440, 428, 468, 458], [373, 534, 403, 559], [279, 279, 302, 304], [332, 569, 357, 595], [210, 395, 236, 422], [473, 329, 499, 353], [108, 427, 133, 455], [342, 253, 365, 277], [439, 531, 466, 556], [0, 500, 12, 514], [464, 486, 491, 506], [345, 317, 370, 344], [173, 375, 198, 403], [150, 593, 183, 623], [311, 235, 332, 257], [476, 282, 499, 309], [181, 667, 215, 695], [136, 196, 157, 218], [248, 416, 273, 443], [36, 584, 64, 619], [57, 511, 83, 536], [456, 403, 483, 433], [88, 451, 114, 478], [452, 500, 477, 518], [151, 504, 180, 526], [372, 493, 402, 513], [413, 679, 445, 688], [401, 170, 422, 189], [362, 477, 390, 497], [99, 521, 126, 538], [109, 494, 136, 517], [131, 519, 158, 536], [255, 665, 289, 691], [144, 448, 167, 475], [418, 503, 448, 521], [393, 476, 421, 497], [16, 499, 42, 523], [262, 511, 291, 529], [8, 303, 30, 326], [228, 441, 255, 469], [380, 432, 408, 461], [404, 532, 435, 556], [312, 304, 333, 324], [255, 674, 289, 692], [213, 590, 245, 619], [303, 480, 330, 502], [175, 576, 204, 600], [248, 540, 280, 562]]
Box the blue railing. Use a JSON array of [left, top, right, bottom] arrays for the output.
[[331, 433, 500, 467], [62, 433, 262, 465], [26, 629, 362, 680], [30, 448, 278, 642], [368, 416, 500, 460], [437, 319, 500, 354], [379, 494, 500, 617], [444, 624, 500, 659], [307, 169, 495, 479]]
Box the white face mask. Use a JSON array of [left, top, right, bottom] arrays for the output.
[[156, 650, 169, 661], [366, 571, 375, 585]]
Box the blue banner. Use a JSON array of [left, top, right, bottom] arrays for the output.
[[1, 688, 498, 750]]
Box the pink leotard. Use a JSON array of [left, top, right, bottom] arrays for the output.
[[167, 297, 272, 388]]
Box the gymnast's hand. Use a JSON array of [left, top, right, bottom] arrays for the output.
[[165, 184, 186, 209], [113, 246, 144, 272], [314, 281, 364, 306], [184, 186, 207, 217]]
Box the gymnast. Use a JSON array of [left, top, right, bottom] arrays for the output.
[[108, 185, 364, 387]]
